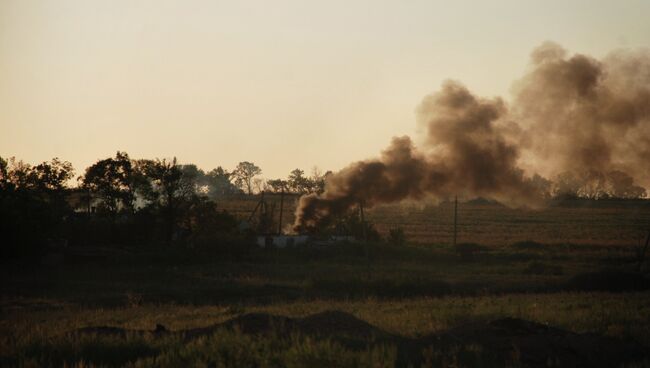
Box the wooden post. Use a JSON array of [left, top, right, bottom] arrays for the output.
[[453, 195, 458, 247], [247, 198, 262, 222], [359, 201, 367, 241], [278, 188, 284, 235], [359, 200, 370, 280]]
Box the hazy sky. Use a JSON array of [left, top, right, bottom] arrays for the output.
[[1, 0, 649, 179]]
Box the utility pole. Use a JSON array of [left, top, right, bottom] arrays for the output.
[[277, 187, 285, 235], [359, 200, 367, 241], [359, 200, 370, 280], [453, 195, 458, 247]]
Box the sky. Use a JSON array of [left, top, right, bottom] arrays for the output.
[[1, 0, 649, 180]]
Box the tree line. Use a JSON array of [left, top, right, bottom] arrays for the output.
[[1, 151, 647, 260], [0, 152, 328, 259]]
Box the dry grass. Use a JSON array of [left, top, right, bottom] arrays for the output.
[[220, 196, 650, 246], [2, 198, 650, 366]]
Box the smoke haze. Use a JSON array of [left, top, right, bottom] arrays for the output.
[[294, 43, 650, 231]]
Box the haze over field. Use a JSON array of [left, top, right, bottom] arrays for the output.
[[2, 0, 650, 180]]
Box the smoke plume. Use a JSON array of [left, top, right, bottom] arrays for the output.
[[512, 42, 650, 190], [294, 43, 650, 231]]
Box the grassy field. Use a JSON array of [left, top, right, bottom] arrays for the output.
[[221, 195, 650, 246], [2, 199, 650, 367]]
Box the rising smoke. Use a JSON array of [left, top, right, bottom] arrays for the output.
[[293, 43, 650, 232]]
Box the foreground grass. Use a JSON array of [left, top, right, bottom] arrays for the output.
[[2, 198, 650, 367], [2, 292, 650, 367], [7, 330, 399, 368]]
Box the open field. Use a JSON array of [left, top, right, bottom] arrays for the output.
[[222, 196, 650, 246], [2, 200, 650, 367]]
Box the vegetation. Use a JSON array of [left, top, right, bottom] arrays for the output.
[[2, 153, 650, 366], [2, 241, 650, 366]]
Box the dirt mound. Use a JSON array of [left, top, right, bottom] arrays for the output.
[[71, 313, 647, 367], [183, 313, 296, 340], [427, 317, 647, 367], [185, 311, 389, 340], [71, 324, 169, 338], [298, 310, 389, 339]]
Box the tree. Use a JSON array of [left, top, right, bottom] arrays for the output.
[[5, 157, 33, 189], [552, 172, 581, 199], [82, 152, 135, 214], [530, 173, 552, 199], [141, 157, 199, 244], [288, 168, 309, 193], [0, 156, 74, 257], [266, 178, 288, 193], [232, 161, 261, 195], [178, 164, 207, 197], [253, 177, 267, 193], [607, 170, 647, 199], [205, 167, 240, 198], [309, 168, 331, 194], [31, 158, 74, 193], [0, 156, 7, 190], [0, 156, 73, 206]]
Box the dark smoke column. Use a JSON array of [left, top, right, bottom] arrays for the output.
[[293, 81, 546, 232]]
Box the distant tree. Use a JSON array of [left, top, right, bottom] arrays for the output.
[[0, 156, 74, 257], [552, 172, 581, 199], [0, 156, 7, 190], [530, 173, 552, 199], [177, 164, 207, 196], [578, 171, 607, 199], [0, 156, 73, 204], [141, 158, 185, 244], [253, 177, 267, 193], [606, 170, 647, 199], [288, 168, 310, 193], [131, 159, 158, 205], [266, 178, 289, 193], [182, 197, 238, 247], [31, 158, 74, 193], [309, 168, 331, 194], [82, 152, 135, 214], [5, 157, 33, 189], [205, 167, 240, 198], [232, 161, 261, 195], [551, 170, 646, 200], [0, 156, 72, 194], [28, 158, 75, 216]]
